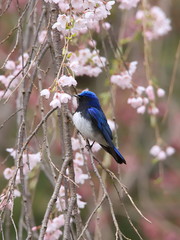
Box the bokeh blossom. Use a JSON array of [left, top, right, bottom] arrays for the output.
[[136, 6, 171, 41], [0, 53, 31, 99], [150, 144, 175, 160], [127, 85, 166, 115], [117, 0, 140, 10], [111, 61, 138, 89]]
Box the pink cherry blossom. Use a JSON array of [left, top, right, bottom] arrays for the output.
[[88, 39, 97, 47], [71, 0, 84, 11], [40, 89, 50, 99], [6, 148, 16, 158], [102, 22, 111, 30], [0, 75, 7, 86], [58, 2, 69, 12], [50, 98, 61, 108], [157, 150, 167, 161], [72, 17, 88, 34], [166, 146, 175, 156], [52, 14, 70, 35], [145, 86, 155, 101], [71, 137, 81, 151], [89, 66, 102, 77], [18, 53, 29, 67], [5, 60, 16, 70], [111, 61, 137, 89], [59, 93, 72, 103], [157, 88, 165, 97], [137, 105, 146, 114], [77, 193, 86, 209], [136, 86, 145, 95], [13, 189, 21, 197], [143, 97, 149, 105], [44, 215, 64, 240], [150, 145, 161, 157], [3, 168, 14, 180], [58, 75, 77, 87], [52, 215, 65, 229], [128, 61, 138, 75], [150, 106, 159, 115], [73, 152, 84, 166], [94, 4, 111, 21], [24, 152, 41, 171], [59, 185, 65, 197], [74, 166, 88, 184]]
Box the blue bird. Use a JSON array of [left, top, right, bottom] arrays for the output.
[[73, 91, 126, 164]]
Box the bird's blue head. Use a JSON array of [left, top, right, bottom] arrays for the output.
[[76, 91, 101, 110]]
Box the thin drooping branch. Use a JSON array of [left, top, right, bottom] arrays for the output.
[[77, 194, 106, 240], [15, 2, 35, 238], [38, 72, 57, 184], [87, 149, 124, 240], [39, 156, 71, 240]]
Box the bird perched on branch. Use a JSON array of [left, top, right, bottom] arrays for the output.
[[73, 90, 126, 164]]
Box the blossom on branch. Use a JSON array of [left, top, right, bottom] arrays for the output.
[[68, 48, 106, 77], [111, 61, 137, 89], [51, 0, 115, 35], [40, 89, 50, 99], [58, 75, 77, 87]]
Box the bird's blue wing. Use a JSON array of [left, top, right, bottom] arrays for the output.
[[88, 107, 113, 145]]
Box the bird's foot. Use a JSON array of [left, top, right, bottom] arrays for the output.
[[85, 140, 95, 150]]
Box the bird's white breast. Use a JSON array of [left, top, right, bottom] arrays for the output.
[[72, 112, 106, 145]]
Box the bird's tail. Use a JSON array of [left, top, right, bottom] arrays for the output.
[[100, 145, 126, 164]]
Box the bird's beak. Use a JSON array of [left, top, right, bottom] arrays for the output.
[[73, 94, 80, 98]]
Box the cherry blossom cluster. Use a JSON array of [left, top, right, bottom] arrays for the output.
[[40, 75, 77, 108], [110, 61, 137, 89], [3, 148, 41, 184], [127, 85, 165, 115], [43, 215, 64, 240], [68, 48, 106, 77], [0, 53, 29, 99], [1, 148, 40, 211], [55, 185, 87, 212], [150, 145, 175, 161], [136, 6, 171, 41], [46, 0, 115, 35], [32, 215, 65, 240], [117, 0, 140, 10]]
